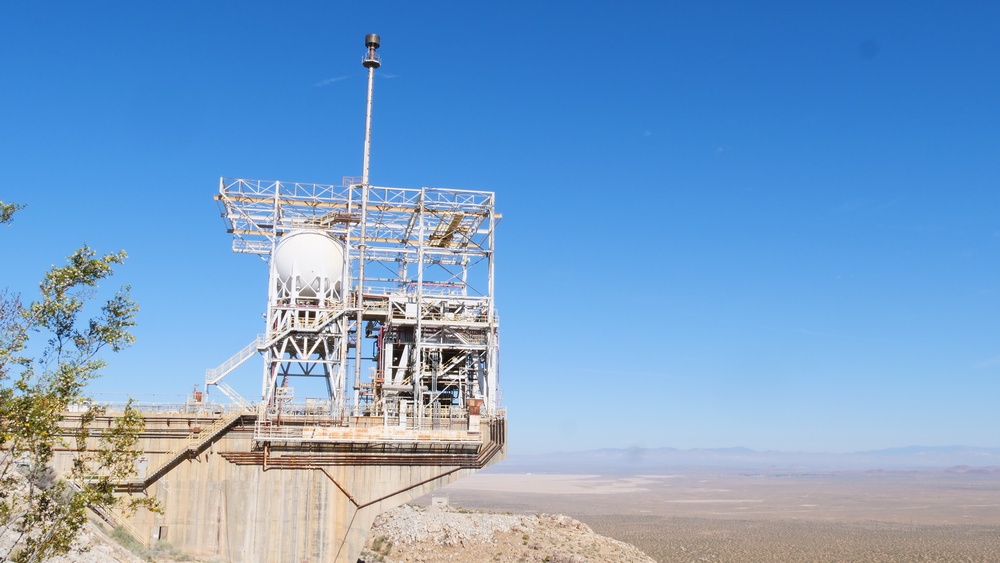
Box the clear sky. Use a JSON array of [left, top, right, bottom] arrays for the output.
[[2, 2, 998, 455]]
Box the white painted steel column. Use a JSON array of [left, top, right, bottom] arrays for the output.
[[354, 34, 380, 413]]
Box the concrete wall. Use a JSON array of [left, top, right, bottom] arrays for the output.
[[53, 413, 506, 563]]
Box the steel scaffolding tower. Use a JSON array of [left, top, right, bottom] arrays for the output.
[[212, 178, 501, 422], [207, 32, 501, 434]]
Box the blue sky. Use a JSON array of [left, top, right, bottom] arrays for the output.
[[2, 2, 998, 455]]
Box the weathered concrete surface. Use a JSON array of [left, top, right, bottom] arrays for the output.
[[52, 412, 506, 563]]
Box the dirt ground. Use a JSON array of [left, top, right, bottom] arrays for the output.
[[415, 469, 1000, 562]]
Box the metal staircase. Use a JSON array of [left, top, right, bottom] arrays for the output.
[[204, 335, 264, 408], [68, 480, 149, 547], [119, 409, 248, 493]]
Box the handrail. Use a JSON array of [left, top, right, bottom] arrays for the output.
[[262, 308, 351, 350], [119, 410, 249, 492], [205, 335, 265, 384], [215, 381, 252, 410], [67, 480, 148, 547]]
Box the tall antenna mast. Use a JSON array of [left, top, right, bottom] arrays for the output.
[[361, 33, 380, 186], [355, 33, 380, 403]]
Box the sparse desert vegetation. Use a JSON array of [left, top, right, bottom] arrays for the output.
[[584, 516, 1000, 562], [416, 469, 1000, 562]]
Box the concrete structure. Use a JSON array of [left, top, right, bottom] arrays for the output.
[[54, 408, 505, 562], [53, 34, 506, 563]]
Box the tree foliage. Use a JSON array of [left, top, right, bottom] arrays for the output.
[[0, 201, 23, 227], [0, 205, 158, 562]]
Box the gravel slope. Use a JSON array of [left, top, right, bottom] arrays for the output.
[[361, 504, 656, 563]]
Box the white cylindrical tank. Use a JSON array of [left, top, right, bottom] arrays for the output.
[[272, 230, 345, 299]]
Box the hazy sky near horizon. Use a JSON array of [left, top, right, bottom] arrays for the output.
[[2, 2, 998, 455]]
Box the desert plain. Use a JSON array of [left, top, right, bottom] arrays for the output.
[[418, 468, 1000, 562]]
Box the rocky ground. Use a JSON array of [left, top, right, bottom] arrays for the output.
[[34, 522, 149, 563], [0, 505, 144, 563], [0, 459, 184, 563], [1, 517, 193, 563], [359, 504, 655, 563]]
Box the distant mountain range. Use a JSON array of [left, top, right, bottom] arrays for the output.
[[491, 446, 1000, 474]]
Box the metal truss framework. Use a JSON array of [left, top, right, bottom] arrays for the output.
[[213, 177, 502, 427]]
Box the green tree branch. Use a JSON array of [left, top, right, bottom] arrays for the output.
[[0, 205, 158, 562]]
